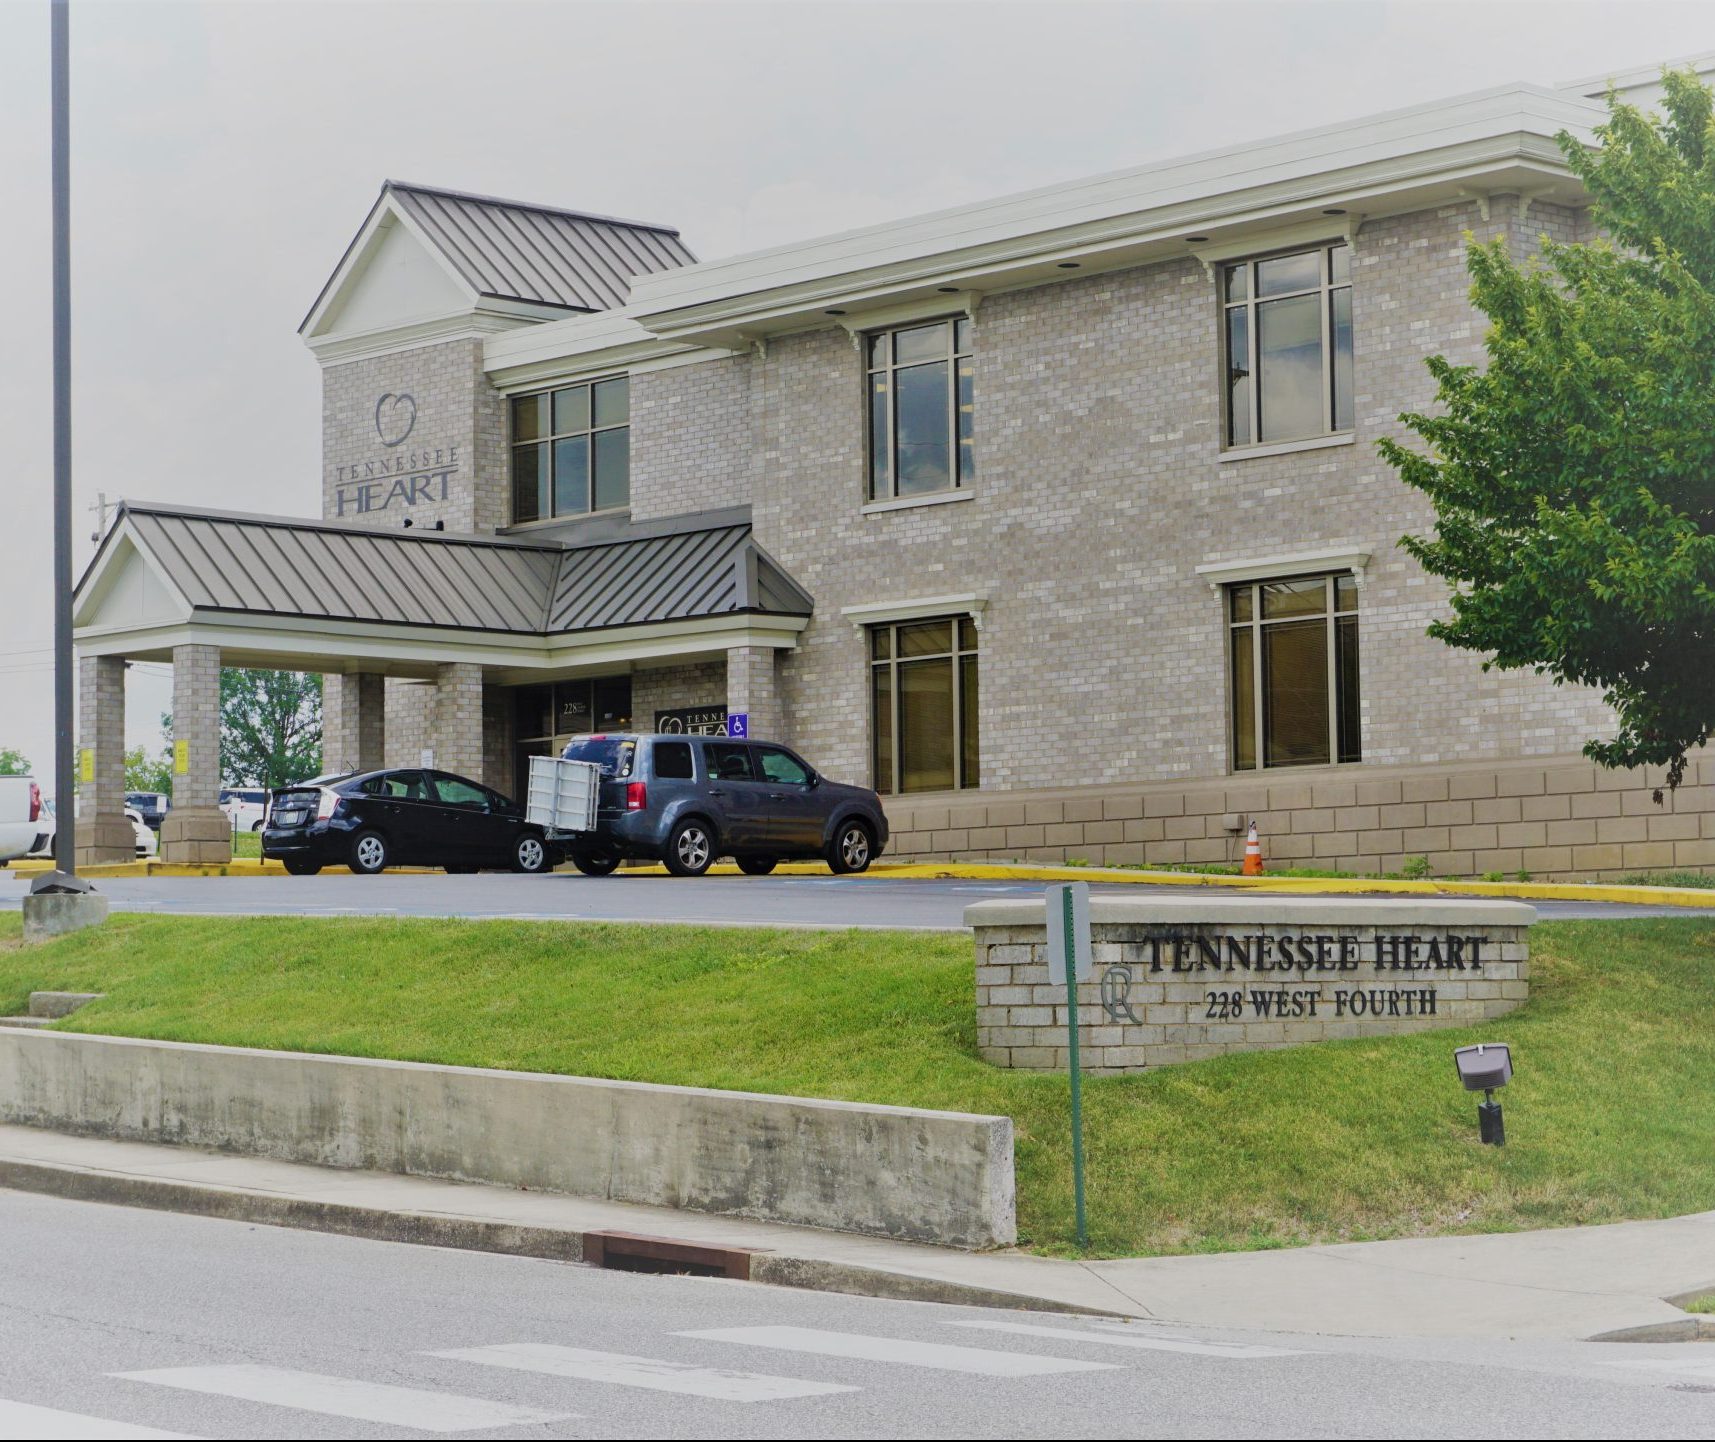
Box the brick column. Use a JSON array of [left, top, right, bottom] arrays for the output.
[[324, 673, 385, 776], [726, 646, 783, 743], [429, 662, 484, 779], [76, 653, 133, 865], [160, 643, 231, 863]]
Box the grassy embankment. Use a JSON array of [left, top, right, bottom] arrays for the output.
[[1, 911, 1710, 1258]]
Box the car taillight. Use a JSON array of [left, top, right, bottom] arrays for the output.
[[316, 789, 341, 821], [626, 781, 648, 812], [28, 782, 40, 824]]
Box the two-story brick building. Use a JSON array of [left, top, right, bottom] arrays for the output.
[[70, 62, 1715, 875]]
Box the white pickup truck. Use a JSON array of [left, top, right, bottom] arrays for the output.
[[0, 776, 48, 865]]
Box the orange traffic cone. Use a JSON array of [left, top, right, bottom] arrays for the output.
[[1242, 820, 1265, 876]]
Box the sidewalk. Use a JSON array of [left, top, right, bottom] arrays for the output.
[[1, 1123, 1708, 1343]]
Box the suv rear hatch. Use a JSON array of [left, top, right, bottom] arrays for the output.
[[560, 736, 638, 817]]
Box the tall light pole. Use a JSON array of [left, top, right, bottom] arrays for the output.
[[33, 0, 93, 901]]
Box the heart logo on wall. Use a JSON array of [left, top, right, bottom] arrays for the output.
[[374, 392, 417, 448]]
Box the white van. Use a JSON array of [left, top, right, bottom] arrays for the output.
[[0, 777, 48, 864]]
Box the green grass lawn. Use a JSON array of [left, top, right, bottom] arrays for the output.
[[1, 911, 1710, 1258]]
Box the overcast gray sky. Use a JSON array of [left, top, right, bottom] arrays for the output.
[[1, 0, 1711, 785]]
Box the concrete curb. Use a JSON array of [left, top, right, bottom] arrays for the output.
[[0, 1155, 1108, 1317]]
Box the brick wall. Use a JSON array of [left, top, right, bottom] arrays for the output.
[[630, 356, 754, 521]]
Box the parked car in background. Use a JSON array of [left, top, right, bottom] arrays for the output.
[[220, 787, 269, 832], [0, 776, 46, 865], [558, 733, 888, 878], [126, 791, 171, 831], [263, 768, 555, 876], [28, 800, 156, 860]]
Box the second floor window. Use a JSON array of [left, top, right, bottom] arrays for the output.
[[511, 377, 630, 523], [867, 318, 974, 501], [1222, 243, 1352, 448]]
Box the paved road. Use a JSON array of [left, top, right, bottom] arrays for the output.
[[6, 1191, 1715, 1440], [3, 869, 1710, 928]]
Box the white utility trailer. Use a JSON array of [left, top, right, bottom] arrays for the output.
[[524, 754, 603, 839]]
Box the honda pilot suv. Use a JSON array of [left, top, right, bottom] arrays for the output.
[[561, 733, 888, 878]]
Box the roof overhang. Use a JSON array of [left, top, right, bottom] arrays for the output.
[[622, 85, 1600, 350]]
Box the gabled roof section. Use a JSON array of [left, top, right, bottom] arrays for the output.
[[301, 181, 696, 341]]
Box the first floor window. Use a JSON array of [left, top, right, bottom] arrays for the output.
[[510, 377, 630, 523], [870, 616, 979, 793], [1228, 574, 1359, 770], [1221, 243, 1352, 448], [866, 318, 974, 501], [513, 675, 633, 794]]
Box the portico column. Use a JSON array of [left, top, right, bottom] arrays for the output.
[[76, 653, 132, 865], [726, 646, 783, 743], [324, 673, 385, 776], [429, 662, 484, 779], [160, 643, 231, 864]]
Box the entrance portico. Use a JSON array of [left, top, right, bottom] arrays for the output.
[[72, 502, 814, 857]]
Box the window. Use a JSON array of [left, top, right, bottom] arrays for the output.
[[513, 677, 634, 795], [1221, 244, 1353, 448], [432, 774, 491, 810], [1228, 574, 1360, 770], [707, 743, 754, 782], [866, 318, 974, 501], [869, 616, 979, 793], [652, 741, 694, 780], [510, 377, 630, 523], [754, 745, 811, 785]]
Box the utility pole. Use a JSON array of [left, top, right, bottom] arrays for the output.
[[32, 0, 95, 907]]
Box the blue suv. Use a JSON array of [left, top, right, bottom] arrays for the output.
[[560, 733, 889, 878]]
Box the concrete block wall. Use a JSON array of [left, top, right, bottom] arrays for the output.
[[324, 674, 385, 777], [880, 751, 1715, 879], [75, 654, 132, 865], [629, 355, 754, 522], [429, 663, 484, 781], [971, 896, 1531, 1073], [631, 660, 726, 730]]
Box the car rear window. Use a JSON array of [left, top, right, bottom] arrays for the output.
[[652, 741, 693, 780], [563, 736, 636, 778]]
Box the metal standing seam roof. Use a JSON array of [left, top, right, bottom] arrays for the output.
[[386, 182, 698, 313], [92, 505, 812, 638]]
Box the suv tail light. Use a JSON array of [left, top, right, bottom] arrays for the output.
[[316, 788, 342, 821], [28, 782, 40, 824], [626, 781, 648, 812]]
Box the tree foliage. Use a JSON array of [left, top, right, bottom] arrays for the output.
[[124, 744, 173, 795], [0, 748, 30, 778], [1382, 70, 1715, 792], [219, 670, 322, 788]]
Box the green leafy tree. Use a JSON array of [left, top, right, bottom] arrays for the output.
[[219, 670, 322, 788], [0, 747, 30, 777], [124, 744, 173, 795], [1382, 69, 1715, 793]]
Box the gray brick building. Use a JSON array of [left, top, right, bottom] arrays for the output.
[[70, 69, 1715, 874]]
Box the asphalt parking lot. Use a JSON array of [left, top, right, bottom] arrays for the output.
[[4, 870, 1710, 928]]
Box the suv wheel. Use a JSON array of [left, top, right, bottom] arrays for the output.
[[572, 853, 621, 877], [737, 857, 778, 876], [826, 819, 874, 875], [511, 834, 549, 874], [348, 830, 389, 875], [283, 859, 322, 876], [664, 818, 716, 877]]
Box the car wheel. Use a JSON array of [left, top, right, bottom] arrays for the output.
[[511, 834, 549, 874], [826, 819, 874, 874], [737, 857, 778, 876], [283, 859, 322, 876], [664, 818, 716, 877], [251, 820, 264, 832], [572, 853, 621, 877], [348, 830, 389, 875]]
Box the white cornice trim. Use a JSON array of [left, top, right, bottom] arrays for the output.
[[308, 308, 545, 366], [840, 594, 989, 629], [1194, 548, 1373, 590]]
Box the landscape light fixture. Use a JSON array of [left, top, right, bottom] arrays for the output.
[[1453, 1042, 1512, 1146]]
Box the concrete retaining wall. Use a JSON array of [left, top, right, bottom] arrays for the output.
[[970, 895, 1534, 1073], [0, 1031, 1015, 1249]]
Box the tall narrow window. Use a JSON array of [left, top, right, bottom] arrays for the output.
[[866, 318, 974, 501], [510, 377, 629, 522], [869, 616, 979, 792], [1228, 574, 1360, 770], [1220, 244, 1353, 448]]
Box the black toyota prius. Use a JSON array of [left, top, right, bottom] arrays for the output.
[[262, 768, 555, 876]]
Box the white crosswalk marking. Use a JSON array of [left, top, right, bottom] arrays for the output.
[[0, 1399, 198, 1439], [432, 1342, 859, 1401], [111, 1365, 574, 1434], [677, 1326, 1119, 1377], [951, 1320, 1305, 1358]]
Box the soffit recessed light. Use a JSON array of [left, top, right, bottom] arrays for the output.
[[1186, 236, 1209, 243], [1323, 208, 1347, 216], [825, 308, 847, 316], [1057, 262, 1080, 269], [937, 286, 959, 293]]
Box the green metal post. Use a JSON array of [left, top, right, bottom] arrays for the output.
[[1062, 885, 1089, 1248]]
